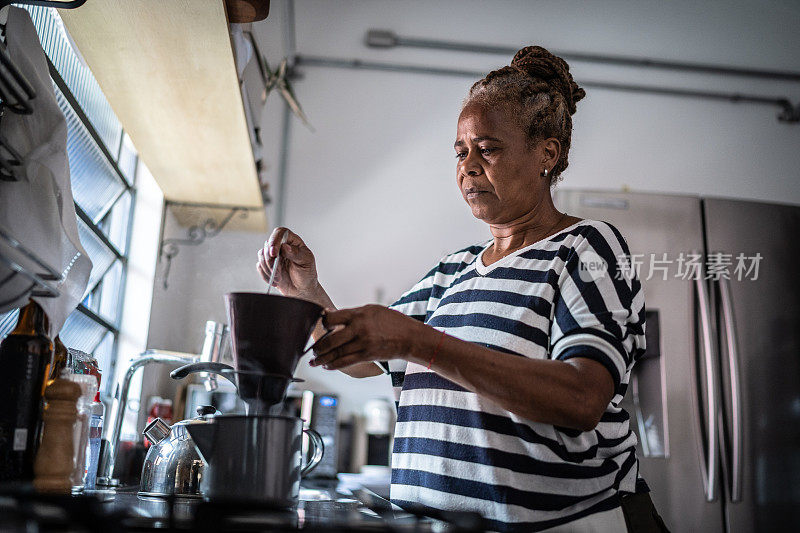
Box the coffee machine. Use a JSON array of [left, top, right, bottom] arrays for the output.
[[363, 399, 394, 469]]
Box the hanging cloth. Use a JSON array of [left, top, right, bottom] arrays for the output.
[[0, 6, 91, 336]]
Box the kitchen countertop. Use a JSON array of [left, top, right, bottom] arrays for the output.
[[0, 479, 486, 532], [105, 482, 391, 531]]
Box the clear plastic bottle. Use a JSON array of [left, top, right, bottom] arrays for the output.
[[63, 348, 100, 491], [63, 372, 97, 492], [83, 392, 104, 490]]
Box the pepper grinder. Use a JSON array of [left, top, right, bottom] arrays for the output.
[[34, 379, 81, 493]]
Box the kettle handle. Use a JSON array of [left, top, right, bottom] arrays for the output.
[[143, 417, 171, 445], [301, 428, 324, 476]]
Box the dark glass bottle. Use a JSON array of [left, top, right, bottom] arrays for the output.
[[49, 336, 68, 381], [0, 301, 53, 482]]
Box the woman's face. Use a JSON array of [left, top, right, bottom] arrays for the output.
[[455, 103, 553, 225]]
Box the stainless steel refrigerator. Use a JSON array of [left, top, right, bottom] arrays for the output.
[[555, 190, 800, 533]]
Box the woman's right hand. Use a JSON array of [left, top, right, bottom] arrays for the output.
[[256, 227, 320, 299]]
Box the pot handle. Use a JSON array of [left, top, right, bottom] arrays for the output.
[[301, 428, 324, 476], [171, 361, 236, 380], [301, 327, 334, 355]]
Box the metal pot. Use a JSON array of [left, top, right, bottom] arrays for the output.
[[138, 406, 216, 499], [185, 414, 323, 507]]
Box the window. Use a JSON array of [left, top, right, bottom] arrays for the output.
[[0, 6, 138, 395]]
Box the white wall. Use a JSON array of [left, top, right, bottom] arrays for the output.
[[142, 0, 800, 417], [276, 0, 800, 306], [148, 225, 270, 355]]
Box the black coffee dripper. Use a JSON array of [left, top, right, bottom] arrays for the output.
[[225, 292, 329, 378], [171, 292, 329, 414]]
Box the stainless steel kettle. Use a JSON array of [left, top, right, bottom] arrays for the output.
[[138, 406, 217, 499]]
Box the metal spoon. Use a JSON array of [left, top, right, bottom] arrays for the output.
[[266, 232, 288, 295]]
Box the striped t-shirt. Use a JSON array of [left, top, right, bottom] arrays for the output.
[[385, 219, 646, 532]]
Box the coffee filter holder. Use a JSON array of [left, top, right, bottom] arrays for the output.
[[225, 292, 330, 378]]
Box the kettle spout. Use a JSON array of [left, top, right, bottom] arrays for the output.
[[185, 422, 216, 462]]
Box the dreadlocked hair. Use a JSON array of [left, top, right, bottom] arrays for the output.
[[465, 46, 586, 185]]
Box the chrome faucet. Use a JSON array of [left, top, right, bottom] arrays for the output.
[[96, 321, 230, 487]]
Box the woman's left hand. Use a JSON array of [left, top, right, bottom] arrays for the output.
[[310, 305, 425, 370]]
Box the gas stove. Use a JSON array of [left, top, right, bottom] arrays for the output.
[[0, 480, 487, 532]]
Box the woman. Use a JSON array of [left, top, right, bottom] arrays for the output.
[[257, 46, 662, 532]]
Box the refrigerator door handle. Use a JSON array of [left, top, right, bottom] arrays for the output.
[[630, 371, 651, 457], [719, 277, 743, 502], [695, 274, 718, 502]]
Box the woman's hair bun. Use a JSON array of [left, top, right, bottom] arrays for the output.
[[465, 44, 585, 183], [511, 46, 586, 115]]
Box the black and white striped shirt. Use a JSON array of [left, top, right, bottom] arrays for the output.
[[385, 219, 646, 532]]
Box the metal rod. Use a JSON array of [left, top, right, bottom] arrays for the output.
[[115, 127, 125, 162], [294, 54, 798, 121], [74, 203, 125, 261], [585, 79, 792, 108], [81, 255, 119, 300], [718, 277, 743, 503], [368, 30, 800, 82], [95, 185, 128, 226], [156, 198, 168, 263], [164, 200, 262, 211], [296, 54, 483, 79], [283, 0, 297, 67], [265, 232, 287, 295], [75, 302, 117, 335], [275, 0, 298, 227], [0, 251, 58, 300], [630, 372, 651, 457], [276, 103, 291, 227], [694, 274, 719, 503], [0, 225, 60, 280]]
